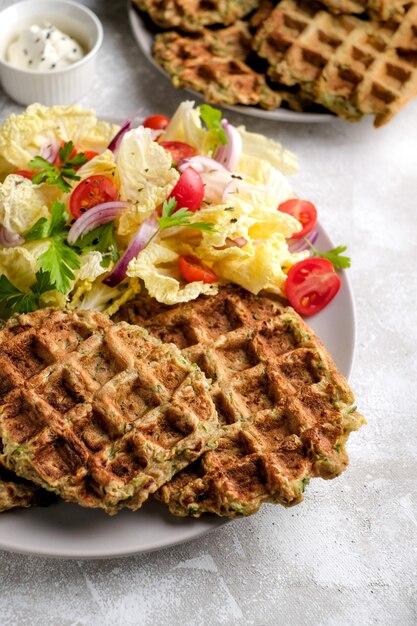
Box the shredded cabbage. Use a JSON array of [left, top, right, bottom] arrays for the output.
[[0, 104, 118, 175]]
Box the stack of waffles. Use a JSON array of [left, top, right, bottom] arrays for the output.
[[0, 287, 364, 517], [134, 0, 417, 125]]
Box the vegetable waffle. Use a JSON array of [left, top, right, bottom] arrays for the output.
[[153, 27, 281, 110], [254, 0, 417, 126], [118, 286, 364, 518], [0, 308, 218, 514], [154, 21, 253, 65]]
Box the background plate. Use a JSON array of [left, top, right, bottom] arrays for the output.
[[0, 114, 355, 557], [127, 3, 335, 124]]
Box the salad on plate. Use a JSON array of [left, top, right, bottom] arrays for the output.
[[0, 101, 349, 320]]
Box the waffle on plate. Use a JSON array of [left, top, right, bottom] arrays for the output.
[[0, 308, 218, 514], [118, 286, 364, 518]]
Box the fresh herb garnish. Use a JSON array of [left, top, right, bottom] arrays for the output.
[[25, 200, 80, 293], [29, 141, 88, 192], [305, 240, 351, 270], [199, 104, 227, 145], [76, 221, 119, 268], [39, 238, 80, 294], [0, 270, 54, 316], [157, 198, 214, 233], [133, 198, 214, 253]]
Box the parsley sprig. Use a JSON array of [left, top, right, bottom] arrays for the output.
[[128, 198, 214, 255], [75, 222, 119, 268], [0, 270, 54, 316], [25, 200, 80, 293], [158, 197, 214, 233], [199, 104, 227, 146], [29, 141, 88, 192], [305, 240, 351, 270]]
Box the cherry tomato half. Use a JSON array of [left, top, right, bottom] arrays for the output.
[[179, 255, 217, 284], [278, 199, 317, 239], [285, 257, 341, 317], [143, 114, 170, 130], [169, 166, 204, 213], [83, 150, 100, 162], [70, 174, 118, 219], [159, 141, 197, 165], [11, 170, 35, 180]]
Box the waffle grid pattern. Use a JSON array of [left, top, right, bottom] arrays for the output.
[[254, 0, 417, 126], [319, 0, 407, 19], [153, 25, 281, 110], [119, 287, 364, 518], [0, 310, 218, 514]]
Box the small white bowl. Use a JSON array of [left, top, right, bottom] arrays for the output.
[[0, 0, 103, 106]]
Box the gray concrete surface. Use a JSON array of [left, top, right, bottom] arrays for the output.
[[0, 1, 416, 624]]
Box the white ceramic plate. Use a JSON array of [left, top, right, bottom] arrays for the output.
[[0, 109, 355, 557], [127, 3, 335, 124], [0, 221, 355, 559]]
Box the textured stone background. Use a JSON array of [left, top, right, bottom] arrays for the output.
[[0, 1, 416, 624]]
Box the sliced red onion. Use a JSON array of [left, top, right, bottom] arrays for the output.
[[288, 229, 319, 253], [103, 213, 159, 287], [222, 179, 268, 201], [39, 138, 60, 163], [214, 236, 247, 250], [179, 160, 204, 174], [214, 120, 242, 171], [200, 169, 231, 203], [107, 109, 144, 155], [178, 156, 228, 174], [67, 201, 130, 245], [107, 120, 131, 155], [0, 225, 24, 247]]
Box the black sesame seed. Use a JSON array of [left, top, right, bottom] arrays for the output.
[[46, 33, 50, 39], [28, 59, 32, 65], [23, 48, 28, 55], [35, 38, 40, 43], [50, 63, 56, 69], [73, 48, 77, 53]]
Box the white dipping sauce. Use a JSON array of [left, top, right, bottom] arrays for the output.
[[7, 22, 84, 71]]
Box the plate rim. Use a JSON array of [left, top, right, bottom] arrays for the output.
[[0, 504, 226, 560], [127, 2, 336, 124]]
